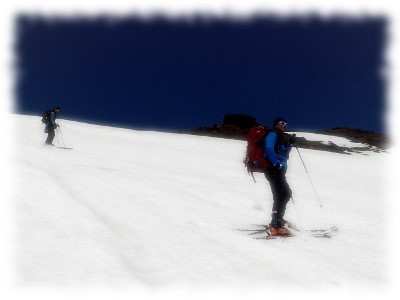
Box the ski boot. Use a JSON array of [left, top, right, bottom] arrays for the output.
[[269, 226, 291, 236], [269, 215, 292, 236]]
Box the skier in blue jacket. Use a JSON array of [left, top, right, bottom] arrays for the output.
[[264, 117, 296, 236]]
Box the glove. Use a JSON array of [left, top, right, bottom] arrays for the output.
[[288, 133, 296, 145], [53, 123, 59, 129], [274, 162, 285, 170]]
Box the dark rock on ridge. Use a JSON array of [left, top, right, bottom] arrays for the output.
[[179, 114, 389, 154]]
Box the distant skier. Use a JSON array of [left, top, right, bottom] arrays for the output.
[[264, 117, 296, 236], [43, 106, 61, 145]]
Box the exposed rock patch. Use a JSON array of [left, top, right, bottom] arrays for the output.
[[179, 114, 389, 154]]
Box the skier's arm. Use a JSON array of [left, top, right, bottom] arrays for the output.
[[50, 112, 58, 128], [50, 112, 56, 125]]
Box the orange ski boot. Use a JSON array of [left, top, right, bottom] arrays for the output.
[[269, 226, 292, 236]]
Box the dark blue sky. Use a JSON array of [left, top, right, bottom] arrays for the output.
[[16, 16, 386, 133]]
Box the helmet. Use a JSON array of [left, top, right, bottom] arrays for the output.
[[53, 106, 61, 111]]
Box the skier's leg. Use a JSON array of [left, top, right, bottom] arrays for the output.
[[275, 172, 291, 219], [45, 126, 55, 145], [265, 169, 284, 227]]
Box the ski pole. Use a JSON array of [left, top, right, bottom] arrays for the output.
[[55, 126, 60, 146], [295, 146, 324, 208], [290, 195, 304, 231], [57, 125, 66, 148], [288, 187, 303, 231]]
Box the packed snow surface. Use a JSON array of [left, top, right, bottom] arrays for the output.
[[11, 114, 393, 299]]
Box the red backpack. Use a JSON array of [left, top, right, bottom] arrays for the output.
[[244, 126, 273, 181]]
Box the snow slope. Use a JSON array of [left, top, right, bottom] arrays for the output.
[[9, 114, 394, 299]]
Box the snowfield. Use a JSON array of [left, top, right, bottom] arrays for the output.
[[6, 114, 397, 299]]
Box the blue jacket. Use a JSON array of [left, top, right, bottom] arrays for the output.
[[264, 131, 292, 171]]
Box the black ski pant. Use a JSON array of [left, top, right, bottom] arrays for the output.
[[45, 125, 55, 145], [264, 168, 291, 224]]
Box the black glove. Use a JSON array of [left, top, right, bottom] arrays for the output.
[[288, 133, 296, 145], [53, 123, 59, 129]]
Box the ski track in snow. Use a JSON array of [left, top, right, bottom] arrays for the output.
[[11, 114, 390, 295]]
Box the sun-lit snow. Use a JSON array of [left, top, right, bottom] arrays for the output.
[[295, 132, 369, 148], [11, 114, 392, 299]]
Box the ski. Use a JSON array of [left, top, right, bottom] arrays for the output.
[[305, 226, 338, 233], [255, 235, 294, 240], [254, 229, 294, 240], [237, 225, 293, 240], [238, 225, 338, 240], [43, 144, 73, 149], [304, 226, 338, 238], [43, 142, 73, 149], [237, 229, 268, 234]]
